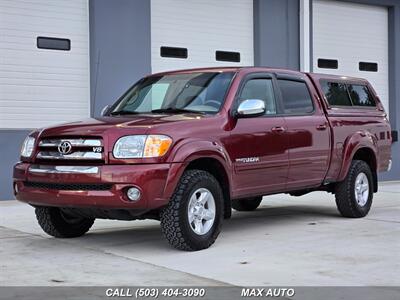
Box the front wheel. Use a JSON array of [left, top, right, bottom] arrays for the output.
[[35, 207, 94, 238], [160, 170, 224, 251], [335, 160, 373, 218]]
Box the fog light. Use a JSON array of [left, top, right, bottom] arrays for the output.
[[127, 187, 141, 201]]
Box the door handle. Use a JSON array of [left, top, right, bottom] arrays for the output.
[[271, 126, 286, 133], [316, 123, 327, 131]]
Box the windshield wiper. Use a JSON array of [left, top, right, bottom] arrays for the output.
[[151, 108, 205, 114], [109, 110, 141, 116]]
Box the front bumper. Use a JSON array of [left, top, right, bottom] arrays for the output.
[[13, 162, 183, 209]]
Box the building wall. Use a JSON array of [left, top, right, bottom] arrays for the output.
[[0, 0, 152, 200], [89, 0, 152, 116], [254, 0, 300, 69], [0, 0, 398, 200], [0, 130, 31, 199]]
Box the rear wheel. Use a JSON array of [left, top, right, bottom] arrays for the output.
[[160, 169, 224, 251], [335, 160, 373, 218], [35, 207, 94, 238], [232, 196, 263, 211]]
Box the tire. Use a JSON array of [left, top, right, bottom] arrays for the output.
[[160, 169, 224, 251], [335, 160, 374, 218], [232, 197, 263, 211], [35, 207, 94, 238]]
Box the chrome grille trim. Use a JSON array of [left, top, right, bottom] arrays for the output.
[[39, 139, 101, 147], [36, 138, 103, 161], [29, 165, 99, 174], [37, 151, 102, 160]]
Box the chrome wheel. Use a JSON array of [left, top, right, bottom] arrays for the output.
[[354, 172, 369, 207], [187, 188, 216, 235]]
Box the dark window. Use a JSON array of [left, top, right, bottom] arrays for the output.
[[160, 46, 188, 59], [320, 81, 353, 106], [347, 84, 376, 107], [216, 51, 240, 62], [37, 37, 70, 51], [318, 59, 338, 69], [239, 79, 277, 115], [392, 130, 398, 143], [359, 62, 378, 72], [278, 80, 314, 114]]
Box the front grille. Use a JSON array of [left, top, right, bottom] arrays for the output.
[[36, 138, 104, 162], [24, 181, 112, 191]]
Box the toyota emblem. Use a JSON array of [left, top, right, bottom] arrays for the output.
[[58, 141, 72, 155]]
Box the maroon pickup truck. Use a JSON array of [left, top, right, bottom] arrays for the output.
[[13, 67, 392, 250]]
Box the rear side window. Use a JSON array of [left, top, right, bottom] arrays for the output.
[[240, 79, 277, 115], [321, 81, 353, 106], [278, 80, 314, 114], [347, 84, 376, 107], [320, 81, 376, 108]]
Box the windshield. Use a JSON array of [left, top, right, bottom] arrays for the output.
[[109, 72, 235, 115]]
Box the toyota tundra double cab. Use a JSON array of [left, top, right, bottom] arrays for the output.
[[13, 67, 392, 250]]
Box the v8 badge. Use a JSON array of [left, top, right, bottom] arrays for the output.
[[92, 146, 103, 153]]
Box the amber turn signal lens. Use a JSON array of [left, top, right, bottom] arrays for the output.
[[143, 135, 172, 158]]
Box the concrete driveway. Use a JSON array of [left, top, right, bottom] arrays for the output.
[[0, 181, 399, 286]]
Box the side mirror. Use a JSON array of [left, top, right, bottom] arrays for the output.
[[236, 99, 265, 117], [101, 105, 111, 116]]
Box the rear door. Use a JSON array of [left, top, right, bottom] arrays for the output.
[[275, 74, 331, 189]]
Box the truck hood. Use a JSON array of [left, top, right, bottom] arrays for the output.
[[38, 114, 207, 137]]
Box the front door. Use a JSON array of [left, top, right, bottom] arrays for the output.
[[225, 74, 289, 197]]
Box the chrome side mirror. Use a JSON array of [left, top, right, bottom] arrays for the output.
[[236, 99, 265, 117], [101, 105, 111, 116]]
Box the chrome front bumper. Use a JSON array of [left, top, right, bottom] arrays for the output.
[[28, 165, 99, 174]]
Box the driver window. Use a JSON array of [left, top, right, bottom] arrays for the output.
[[240, 79, 277, 115]]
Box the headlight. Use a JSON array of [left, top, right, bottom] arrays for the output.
[[113, 135, 172, 158], [21, 136, 36, 158]]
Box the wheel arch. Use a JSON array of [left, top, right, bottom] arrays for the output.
[[185, 157, 232, 219], [352, 147, 378, 193], [338, 132, 378, 192], [163, 141, 233, 218]]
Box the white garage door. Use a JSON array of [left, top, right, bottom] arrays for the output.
[[313, 0, 389, 111], [151, 0, 254, 73], [0, 0, 90, 129]]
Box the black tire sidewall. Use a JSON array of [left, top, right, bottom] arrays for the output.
[[36, 206, 94, 238], [232, 197, 262, 211]]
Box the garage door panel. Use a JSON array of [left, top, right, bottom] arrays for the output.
[[0, 37, 88, 50], [0, 28, 88, 40], [151, 0, 253, 73], [1, 14, 87, 30], [1, 3, 87, 17], [0, 99, 87, 108], [313, 0, 389, 111], [0, 0, 89, 129], [2, 51, 89, 63], [0, 70, 87, 82], [1, 0, 86, 10], [0, 65, 87, 76]]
